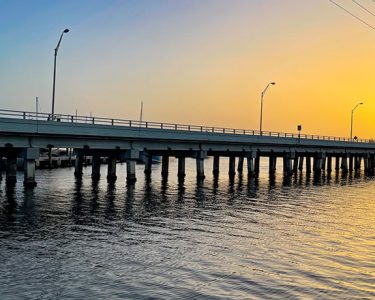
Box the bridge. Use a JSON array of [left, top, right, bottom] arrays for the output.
[[0, 109, 374, 187]]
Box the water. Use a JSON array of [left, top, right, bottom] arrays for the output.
[[0, 158, 374, 299]]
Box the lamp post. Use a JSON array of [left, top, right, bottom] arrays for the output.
[[259, 82, 275, 134], [51, 28, 69, 121], [350, 102, 363, 141]]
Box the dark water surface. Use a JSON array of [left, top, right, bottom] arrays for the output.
[[0, 158, 374, 299]]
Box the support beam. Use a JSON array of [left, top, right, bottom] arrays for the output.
[[6, 155, 17, 182], [144, 152, 152, 175], [341, 155, 348, 172], [24, 159, 36, 187], [283, 152, 294, 175], [126, 160, 136, 183], [354, 156, 361, 170], [74, 151, 84, 177], [269, 155, 277, 174], [349, 155, 354, 172], [213, 155, 220, 176], [91, 154, 101, 180], [327, 156, 332, 173], [254, 156, 260, 175], [177, 157, 186, 178], [237, 156, 244, 173], [305, 157, 311, 174], [229, 156, 236, 176], [23, 148, 39, 187], [335, 157, 340, 171], [161, 155, 169, 177], [247, 156, 255, 177], [292, 156, 298, 173], [107, 156, 117, 181], [196, 151, 206, 179], [298, 156, 304, 171]]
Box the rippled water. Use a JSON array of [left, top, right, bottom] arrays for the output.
[[0, 158, 374, 299]]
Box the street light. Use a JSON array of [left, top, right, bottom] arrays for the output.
[[350, 101, 363, 141], [51, 28, 69, 121], [259, 82, 275, 134]]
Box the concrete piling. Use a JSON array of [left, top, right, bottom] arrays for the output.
[[213, 155, 220, 176], [107, 156, 117, 181]]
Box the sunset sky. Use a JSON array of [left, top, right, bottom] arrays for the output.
[[0, 0, 374, 138]]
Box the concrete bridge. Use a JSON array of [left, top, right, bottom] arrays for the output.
[[0, 109, 374, 187]]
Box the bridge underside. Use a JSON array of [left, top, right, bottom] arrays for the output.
[[0, 117, 374, 187]]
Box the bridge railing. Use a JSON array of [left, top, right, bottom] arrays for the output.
[[0, 109, 372, 144]]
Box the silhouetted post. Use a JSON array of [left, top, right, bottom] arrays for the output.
[[144, 152, 152, 175], [74, 151, 84, 177], [196, 151, 206, 179], [349, 155, 354, 172], [341, 154, 348, 172], [254, 155, 260, 175], [335, 157, 340, 171], [229, 156, 236, 177], [107, 155, 117, 181], [305, 157, 311, 174], [177, 157, 186, 178], [213, 155, 220, 176], [292, 156, 298, 173], [91, 154, 101, 180], [6, 155, 18, 182], [298, 156, 304, 171], [327, 156, 332, 173], [269, 155, 277, 174], [237, 156, 244, 173], [23, 148, 39, 187], [126, 160, 136, 183], [161, 155, 169, 177]]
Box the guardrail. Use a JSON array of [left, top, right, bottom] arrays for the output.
[[0, 109, 372, 144]]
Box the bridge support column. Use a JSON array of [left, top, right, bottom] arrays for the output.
[[364, 154, 370, 173], [254, 155, 260, 176], [355, 156, 361, 170], [161, 155, 169, 177], [196, 151, 206, 179], [313, 153, 324, 173], [246, 152, 257, 177], [23, 148, 38, 187], [237, 157, 244, 173], [0, 157, 2, 181], [283, 152, 294, 175], [298, 156, 304, 171], [321, 157, 326, 172], [144, 152, 152, 176], [177, 157, 186, 179], [335, 157, 340, 171], [292, 156, 298, 173], [107, 156, 117, 181], [327, 156, 332, 173], [305, 157, 311, 174], [91, 154, 101, 180], [269, 155, 277, 174], [229, 156, 236, 177], [213, 155, 220, 176], [74, 151, 84, 177], [349, 155, 354, 172], [341, 154, 348, 172], [6, 154, 17, 182], [126, 160, 136, 183]]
